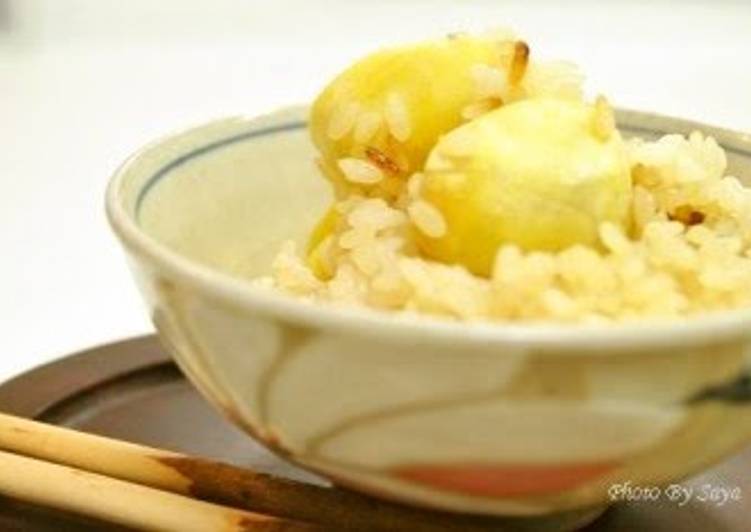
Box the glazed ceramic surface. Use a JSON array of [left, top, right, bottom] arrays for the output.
[[107, 106, 751, 518]]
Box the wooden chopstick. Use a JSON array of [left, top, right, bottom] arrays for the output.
[[0, 447, 312, 531], [0, 412, 508, 531]]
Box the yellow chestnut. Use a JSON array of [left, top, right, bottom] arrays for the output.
[[310, 34, 525, 201], [413, 97, 632, 276]]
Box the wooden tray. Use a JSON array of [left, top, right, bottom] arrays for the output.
[[0, 336, 747, 531]]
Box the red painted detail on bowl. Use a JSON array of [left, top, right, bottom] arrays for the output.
[[392, 462, 618, 498]]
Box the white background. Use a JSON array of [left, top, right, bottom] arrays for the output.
[[1, 0, 750, 381]]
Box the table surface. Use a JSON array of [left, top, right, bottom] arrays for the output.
[[2, 0, 751, 381]]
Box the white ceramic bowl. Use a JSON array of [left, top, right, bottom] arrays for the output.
[[107, 106, 751, 526]]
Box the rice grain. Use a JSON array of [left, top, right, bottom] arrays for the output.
[[385, 92, 412, 142], [337, 158, 384, 184], [408, 200, 447, 238], [327, 102, 361, 140], [354, 111, 382, 143], [470, 64, 506, 99]]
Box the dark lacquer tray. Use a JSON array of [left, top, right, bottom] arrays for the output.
[[0, 336, 747, 531]]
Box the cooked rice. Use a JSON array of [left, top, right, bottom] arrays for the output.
[[470, 64, 507, 99], [384, 92, 412, 142], [353, 111, 382, 143], [337, 158, 384, 184], [460, 41, 582, 121], [523, 60, 583, 101], [508, 41, 530, 86], [592, 95, 616, 141], [261, 130, 751, 323], [326, 101, 360, 141], [407, 200, 447, 238]]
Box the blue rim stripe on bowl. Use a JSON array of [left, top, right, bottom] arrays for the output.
[[135, 121, 307, 221]]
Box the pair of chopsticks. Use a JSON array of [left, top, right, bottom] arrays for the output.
[[0, 411, 310, 531], [0, 412, 506, 531]]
